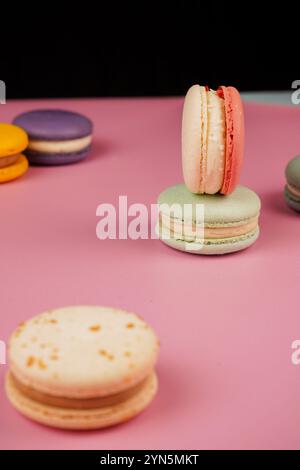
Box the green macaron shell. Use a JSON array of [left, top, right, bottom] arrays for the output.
[[284, 185, 300, 212], [158, 184, 261, 225], [285, 156, 300, 188]]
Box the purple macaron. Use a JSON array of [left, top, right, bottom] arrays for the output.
[[13, 110, 93, 166]]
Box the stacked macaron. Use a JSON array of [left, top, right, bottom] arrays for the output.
[[157, 84, 261, 255], [13, 109, 93, 166], [0, 123, 29, 183], [284, 156, 300, 213], [6, 306, 160, 430]]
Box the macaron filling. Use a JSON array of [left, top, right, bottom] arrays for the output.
[[159, 212, 259, 243], [0, 154, 20, 168], [286, 183, 300, 198], [8, 372, 153, 410], [203, 89, 226, 194], [27, 135, 92, 154]]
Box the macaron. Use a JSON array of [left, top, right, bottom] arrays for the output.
[[0, 155, 29, 184], [0, 123, 29, 182], [182, 85, 244, 195], [284, 156, 300, 212], [157, 184, 261, 255], [6, 306, 159, 430], [13, 110, 93, 166]]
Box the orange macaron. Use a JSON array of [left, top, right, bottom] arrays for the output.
[[0, 123, 29, 183]]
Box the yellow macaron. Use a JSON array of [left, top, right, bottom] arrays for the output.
[[0, 155, 29, 183], [0, 123, 28, 158]]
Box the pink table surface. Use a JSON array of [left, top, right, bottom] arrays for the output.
[[0, 97, 300, 450]]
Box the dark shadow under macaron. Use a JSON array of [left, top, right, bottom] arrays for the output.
[[285, 156, 300, 213], [13, 110, 93, 166]]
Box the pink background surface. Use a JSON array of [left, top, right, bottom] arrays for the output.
[[1, 98, 300, 450]]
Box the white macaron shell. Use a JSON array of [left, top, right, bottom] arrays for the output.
[[182, 84, 205, 193]]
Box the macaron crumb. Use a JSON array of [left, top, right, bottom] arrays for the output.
[[126, 323, 135, 329], [14, 322, 27, 337], [38, 359, 47, 370], [99, 349, 114, 360], [50, 355, 59, 361], [124, 351, 131, 357], [89, 325, 101, 332], [26, 356, 35, 367]]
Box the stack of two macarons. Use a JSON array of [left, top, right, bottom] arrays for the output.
[[0, 124, 29, 183], [157, 85, 261, 255]]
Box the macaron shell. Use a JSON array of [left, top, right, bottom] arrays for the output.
[[0, 123, 28, 157], [158, 184, 261, 225], [219, 86, 244, 195], [25, 146, 91, 166], [13, 110, 93, 141], [182, 85, 207, 193], [9, 306, 159, 399], [285, 155, 300, 188], [6, 371, 158, 430], [0, 155, 29, 183]]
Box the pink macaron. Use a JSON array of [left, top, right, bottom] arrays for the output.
[[182, 85, 244, 195]]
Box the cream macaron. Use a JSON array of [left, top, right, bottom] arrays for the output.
[[6, 306, 160, 430], [182, 85, 244, 195]]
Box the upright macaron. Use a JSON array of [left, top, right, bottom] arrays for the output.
[[13, 110, 93, 166], [182, 85, 244, 195], [0, 123, 29, 182], [284, 156, 300, 213], [157, 184, 260, 255], [6, 306, 159, 430]]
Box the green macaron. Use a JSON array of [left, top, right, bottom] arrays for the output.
[[285, 156, 300, 213], [157, 184, 261, 255]]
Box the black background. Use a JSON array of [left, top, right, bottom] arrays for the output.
[[1, 4, 295, 99]]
